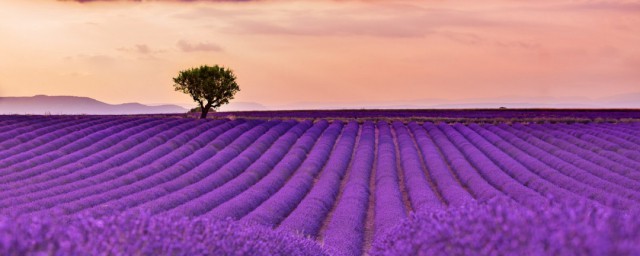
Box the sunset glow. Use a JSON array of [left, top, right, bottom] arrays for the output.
[[1, 0, 639, 109]]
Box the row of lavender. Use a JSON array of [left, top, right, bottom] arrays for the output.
[[1, 116, 639, 255], [208, 109, 640, 120]]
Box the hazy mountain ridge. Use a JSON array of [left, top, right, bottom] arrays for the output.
[[1, 93, 638, 115], [271, 92, 640, 110], [0, 95, 187, 115]]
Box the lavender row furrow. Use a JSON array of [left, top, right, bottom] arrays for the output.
[[0, 118, 156, 183], [477, 125, 631, 209], [0, 118, 57, 140], [407, 122, 474, 206], [519, 123, 640, 180], [570, 123, 640, 149], [0, 117, 79, 149], [0, 117, 113, 166], [458, 124, 583, 205], [605, 123, 640, 137], [158, 120, 313, 216], [436, 123, 548, 206], [510, 124, 640, 189], [373, 121, 407, 237], [421, 123, 501, 201], [392, 121, 443, 210], [0, 117, 144, 172], [0, 118, 177, 190], [201, 120, 330, 220], [489, 124, 640, 203], [323, 121, 375, 256], [1, 120, 247, 214], [0, 117, 108, 155], [62, 120, 273, 215], [277, 121, 359, 237], [241, 121, 343, 226], [0, 120, 208, 202], [548, 124, 640, 163], [116, 120, 297, 215], [587, 123, 640, 147]]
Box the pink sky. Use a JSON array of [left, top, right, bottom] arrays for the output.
[[0, 0, 638, 108]]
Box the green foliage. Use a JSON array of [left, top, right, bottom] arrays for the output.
[[188, 106, 202, 113], [173, 65, 240, 118]]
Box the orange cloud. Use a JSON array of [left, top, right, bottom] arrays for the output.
[[177, 40, 223, 52]]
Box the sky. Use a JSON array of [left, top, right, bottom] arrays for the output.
[[0, 0, 639, 109]]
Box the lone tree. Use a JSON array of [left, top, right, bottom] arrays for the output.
[[173, 65, 240, 119]]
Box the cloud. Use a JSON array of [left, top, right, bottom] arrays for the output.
[[65, 54, 117, 67], [117, 44, 150, 54], [117, 44, 165, 55], [76, 54, 115, 63], [561, 1, 640, 12], [509, 1, 640, 14], [133, 44, 151, 54], [439, 31, 484, 46], [177, 40, 222, 52], [175, 3, 547, 39], [494, 40, 541, 50], [202, 6, 513, 38], [438, 31, 541, 51], [60, 71, 92, 77], [60, 0, 258, 2]]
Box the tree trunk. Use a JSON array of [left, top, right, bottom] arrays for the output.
[[200, 103, 212, 119], [200, 107, 210, 119]]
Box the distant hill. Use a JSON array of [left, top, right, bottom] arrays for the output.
[[270, 93, 640, 110], [0, 95, 187, 115], [218, 102, 268, 111], [599, 92, 640, 108]]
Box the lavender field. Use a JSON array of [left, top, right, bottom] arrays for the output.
[[1, 115, 640, 255]]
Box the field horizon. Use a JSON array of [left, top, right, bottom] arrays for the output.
[[3, 93, 640, 115]]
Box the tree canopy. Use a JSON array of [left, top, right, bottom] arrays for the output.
[[173, 65, 240, 119]]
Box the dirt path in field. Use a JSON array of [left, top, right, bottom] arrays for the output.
[[390, 126, 414, 215], [362, 126, 379, 254]]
